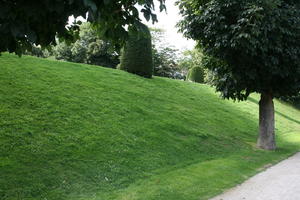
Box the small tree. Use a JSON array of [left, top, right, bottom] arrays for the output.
[[152, 46, 180, 78], [179, 0, 300, 150], [187, 66, 204, 83], [150, 28, 182, 79], [119, 23, 153, 78]]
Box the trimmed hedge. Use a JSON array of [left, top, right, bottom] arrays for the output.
[[118, 24, 153, 78], [187, 66, 204, 83]]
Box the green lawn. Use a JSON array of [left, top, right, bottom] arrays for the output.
[[0, 53, 299, 200]]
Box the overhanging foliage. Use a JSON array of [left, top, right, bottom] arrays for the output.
[[0, 0, 165, 55]]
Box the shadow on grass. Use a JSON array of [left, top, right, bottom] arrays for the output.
[[248, 97, 300, 125], [276, 112, 300, 125]]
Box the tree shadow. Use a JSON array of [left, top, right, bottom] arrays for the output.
[[248, 97, 300, 125], [277, 99, 300, 111], [276, 112, 300, 125], [247, 96, 259, 104]]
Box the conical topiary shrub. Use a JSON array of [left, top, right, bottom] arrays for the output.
[[187, 66, 204, 83], [118, 23, 153, 78]]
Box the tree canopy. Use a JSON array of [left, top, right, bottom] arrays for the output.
[[0, 0, 166, 55], [178, 0, 300, 100]]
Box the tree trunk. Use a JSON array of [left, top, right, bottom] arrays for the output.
[[257, 92, 276, 150]]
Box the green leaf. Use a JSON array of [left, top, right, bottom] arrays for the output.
[[141, 9, 151, 21]]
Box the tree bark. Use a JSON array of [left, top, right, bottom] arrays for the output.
[[257, 92, 276, 150]]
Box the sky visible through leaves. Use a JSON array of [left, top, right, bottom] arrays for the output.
[[69, 0, 195, 51]]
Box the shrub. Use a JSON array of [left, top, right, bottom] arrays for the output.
[[187, 66, 204, 83], [119, 23, 153, 78], [24, 45, 52, 58], [54, 42, 73, 61]]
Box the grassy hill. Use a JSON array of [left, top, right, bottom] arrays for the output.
[[0, 53, 300, 200]]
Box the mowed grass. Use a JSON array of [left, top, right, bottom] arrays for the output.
[[0, 53, 300, 200]]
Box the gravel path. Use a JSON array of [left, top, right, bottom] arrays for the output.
[[210, 152, 300, 200]]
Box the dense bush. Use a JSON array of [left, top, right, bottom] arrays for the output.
[[187, 66, 204, 83], [118, 24, 153, 78]]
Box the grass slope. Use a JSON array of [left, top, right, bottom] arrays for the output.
[[0, 53, 300, 200]]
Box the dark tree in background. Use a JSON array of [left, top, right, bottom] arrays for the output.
[[54, 23, 119, 68], [0, 0, 165, 55], [152, 46, 180, 78], [118, 23, 153, 78], [280, 93, 300, 109], [178, 0, 300, 150]]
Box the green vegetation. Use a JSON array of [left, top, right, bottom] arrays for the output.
[[0, 0, 164, 54], [54, 23, 119, 68], [0, 53, 300, 200], [187, 66, 204, 83], [178, 0, 300, 149], [150, 28, 182, 79], [119, 24, 153, 78], [178, 49, 203, 78]]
